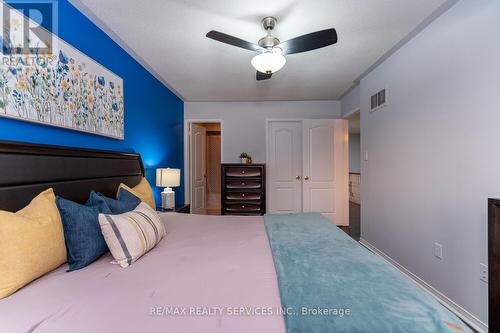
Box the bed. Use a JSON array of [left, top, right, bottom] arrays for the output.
[[0, 141, 477, 333], [0, 213, 285, 333]]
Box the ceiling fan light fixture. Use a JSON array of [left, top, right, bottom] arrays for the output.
[[251, 49, 286, 74]]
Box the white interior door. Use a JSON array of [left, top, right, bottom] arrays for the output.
[[268, 121, 302, 213], [190, 124, 207, 214], [302, 119, 349, 225]]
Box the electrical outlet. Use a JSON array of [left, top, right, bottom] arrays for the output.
[[434, 243, 443, 260], [480, 263, 488, 283]]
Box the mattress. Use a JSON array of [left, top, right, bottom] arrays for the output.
[[0, 213, 286, 333]]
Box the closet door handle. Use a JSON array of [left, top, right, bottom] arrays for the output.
[[304, 176, 309, 180], [295, 176, 301, 180]]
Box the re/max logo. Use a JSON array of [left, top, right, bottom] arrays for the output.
[[1, 1, 57, 55]]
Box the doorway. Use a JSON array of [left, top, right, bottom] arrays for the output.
[[186, 121, 222, 215], [345, 111, 361, 240]]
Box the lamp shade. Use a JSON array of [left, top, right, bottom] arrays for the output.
[[251, 49, 286, 74], [156, 168, 180, 187]]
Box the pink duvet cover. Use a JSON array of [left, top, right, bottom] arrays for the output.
[[0, 213, 286, 333]]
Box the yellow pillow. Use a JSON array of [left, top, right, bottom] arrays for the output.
[[118, 178, 156, 209], [0, 188, 67, 299]]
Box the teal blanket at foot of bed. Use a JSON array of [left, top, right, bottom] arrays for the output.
[[264, 213, 471, 333]]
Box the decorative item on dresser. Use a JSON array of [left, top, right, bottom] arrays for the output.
[[221, 164, 265, 216], [239, 152, 252, 164]]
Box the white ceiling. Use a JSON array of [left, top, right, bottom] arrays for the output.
[[71, 0, 447, 101]]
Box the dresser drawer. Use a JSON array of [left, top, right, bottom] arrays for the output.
[[226, 180, 261, 189], [225, 203, 262, 213], [225, 167, 262, 178], [226, 192, 262, 201]]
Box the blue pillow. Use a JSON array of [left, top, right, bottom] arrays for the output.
[[56, 197, 108, 271], [117, 187, 143, 206], [85, 191, 113, 214], [87, 191, 140, 214]]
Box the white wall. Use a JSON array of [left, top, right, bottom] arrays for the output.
[[349, 134, 361, 173], [185, 101, 342, 163], [360, 0, 498, 328], [341, 84, 360, 117]]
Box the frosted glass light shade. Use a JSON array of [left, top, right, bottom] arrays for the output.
[[156, 168, 180, 187], [251, 49, 286, 74]]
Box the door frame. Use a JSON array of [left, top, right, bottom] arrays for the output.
[[265, 118, 304, 213], [184, 119, 224, 210]]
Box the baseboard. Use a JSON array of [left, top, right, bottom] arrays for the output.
[[359, 238, 488, 333]]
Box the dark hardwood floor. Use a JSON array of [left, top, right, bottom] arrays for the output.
[[340, 202, 361, 241]]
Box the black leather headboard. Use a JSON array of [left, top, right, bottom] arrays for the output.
[[0, 140, 145, 211]]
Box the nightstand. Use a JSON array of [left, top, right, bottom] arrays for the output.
[[157, 204, 190, 214]]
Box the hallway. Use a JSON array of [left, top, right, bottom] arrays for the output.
[[349, 202, 360, 241]]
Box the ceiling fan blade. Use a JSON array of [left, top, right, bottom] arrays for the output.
[[256, 71, 272, 81], [206, 30, 261, 51], [278, 28, 337, 55]]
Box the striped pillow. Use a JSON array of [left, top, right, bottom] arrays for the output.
[[98, 202, 166, 268]]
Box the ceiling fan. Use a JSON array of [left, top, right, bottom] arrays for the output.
[[206, 17, 337, 81]]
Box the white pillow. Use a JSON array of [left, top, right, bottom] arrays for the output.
[[98, 202, 166, 268]]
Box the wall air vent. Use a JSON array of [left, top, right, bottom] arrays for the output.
[[370, 88, 387, 112]]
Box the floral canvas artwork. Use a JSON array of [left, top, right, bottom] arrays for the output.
[[0, 38, 124, 139]]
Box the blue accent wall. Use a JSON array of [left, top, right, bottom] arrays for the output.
[[0, 0, 184, 205]]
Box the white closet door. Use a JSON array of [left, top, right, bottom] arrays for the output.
[[268, 121, 302, 213], [302, 119, 349, 225], [190, 124, 207, 215]]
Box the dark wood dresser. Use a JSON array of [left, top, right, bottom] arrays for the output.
[[489, 198, 500, 333], [221, 164, 266, 216]]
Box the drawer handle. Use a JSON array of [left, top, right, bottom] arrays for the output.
[[242, 205, 245, 209], [241, 182, 245, 185], [241, 170, 245, 174], [242, 194, 245, 197]]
